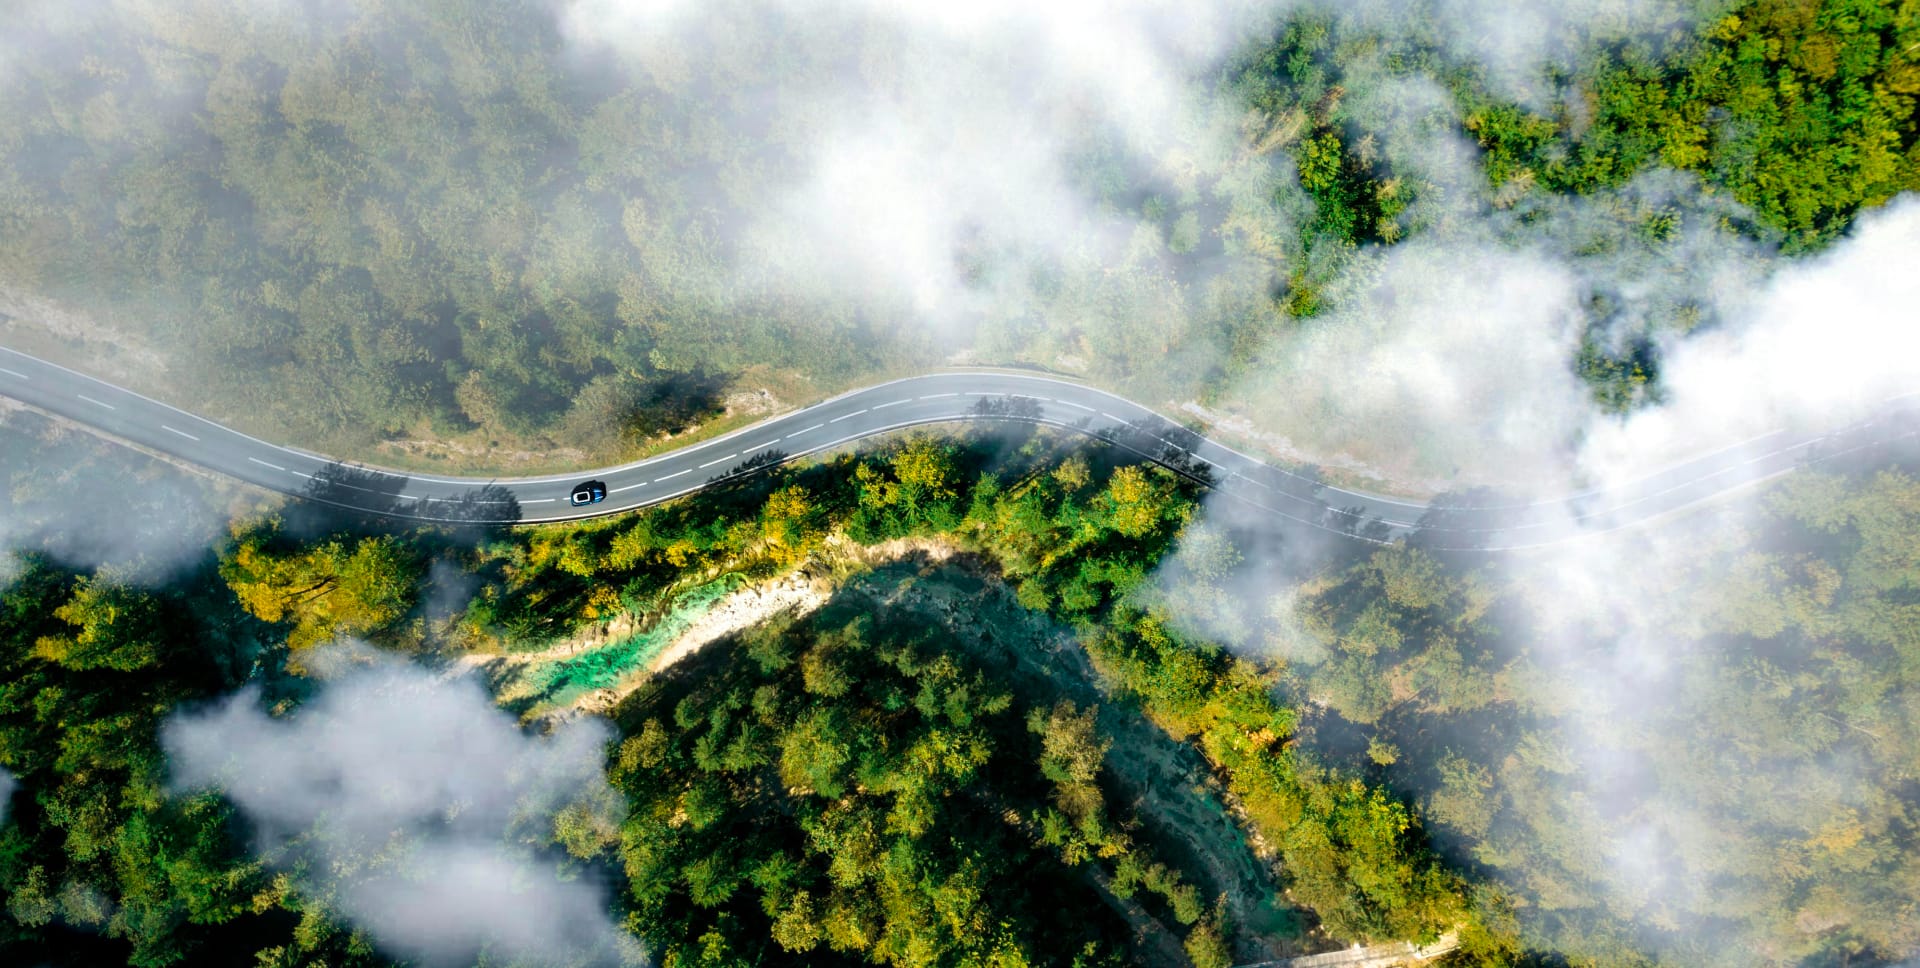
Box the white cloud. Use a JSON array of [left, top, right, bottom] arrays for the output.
[[341, 842, 628, 967], [163, 645, 634, 967], [1579, 198, 1920, 485], [1483, 196, 1920, 943], [1229, 235, 1593, 484], [557, 0, 1286, 346], [0, 410, 232, 585], [1337, 0, 1694, 107]]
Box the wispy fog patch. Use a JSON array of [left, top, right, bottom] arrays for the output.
[[163, 643, 634, 967], [558, 0, 1701, 410], [0, 408, 231, 586], [421, 556, 482, 637], [1579, 197, 1920, 485], [744, 104, 1114, 333], [562, 0, 1277, 154], [344, 842, 630, 966], [1335, 0, 1701, 108], [560, 0, 1285, 350], [1232, 235, 1592, 486], [1483, 198, 1920, 953], [1141, 485, 1355, 658], [1210, 160, 1774, 489], [0, 765, 15, 825]]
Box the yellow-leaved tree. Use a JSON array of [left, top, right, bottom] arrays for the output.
[[220, 520, 422, 651]]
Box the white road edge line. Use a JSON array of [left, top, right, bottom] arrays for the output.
[[5, 343, 1909, 544], [785, 423, 825, 439], [162, 425, 200, 441], [247, 457, 286, 471]]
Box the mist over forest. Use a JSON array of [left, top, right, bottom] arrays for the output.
[[0, 0, 1917, 966]]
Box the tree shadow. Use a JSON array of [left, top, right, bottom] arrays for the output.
[[705, 448, 791, 486], [962, 395, 1048, 458], [1327, 503, 1395, 544], [1092, 414, 1219, 488], [1406, 487, 1509, 556], [432, 483, 523, 543], [283, 461, 522, 540], [970, 394, 1045, 421], [626, 370, 730, 440], [676, 448, 793, 520]]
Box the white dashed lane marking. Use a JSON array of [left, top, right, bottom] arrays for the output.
[[658, 469, 692, 481], [785, 423, 824, 439], [872, 399, 909, 409], [0, 368, 27, 379], [162, 425, 200, 441], [77, 394, 115, 410], [1055, 399, 1094, 412], [247, 457, 286, 471], [919, 393, 958, 399], [830, 409, 869, 423], [699, 453, 738, 469]]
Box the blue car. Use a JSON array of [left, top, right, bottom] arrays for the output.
[[569, 480, 607, 506]]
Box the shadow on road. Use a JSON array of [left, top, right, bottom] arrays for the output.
[[287, 461, 522, 539], [1095, 414, 1219, 488], [1327, 503, 1394, 544], [687, 448, 793, 518], [970, 394, 1044, 421], [1407, 487, 1508, 556], [706, 448, 791, 485]]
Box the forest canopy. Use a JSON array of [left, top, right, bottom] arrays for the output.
[[0, 418, 1485, 966]]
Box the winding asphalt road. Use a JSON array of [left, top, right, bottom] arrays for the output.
[[2, 346, 1913, 551]]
